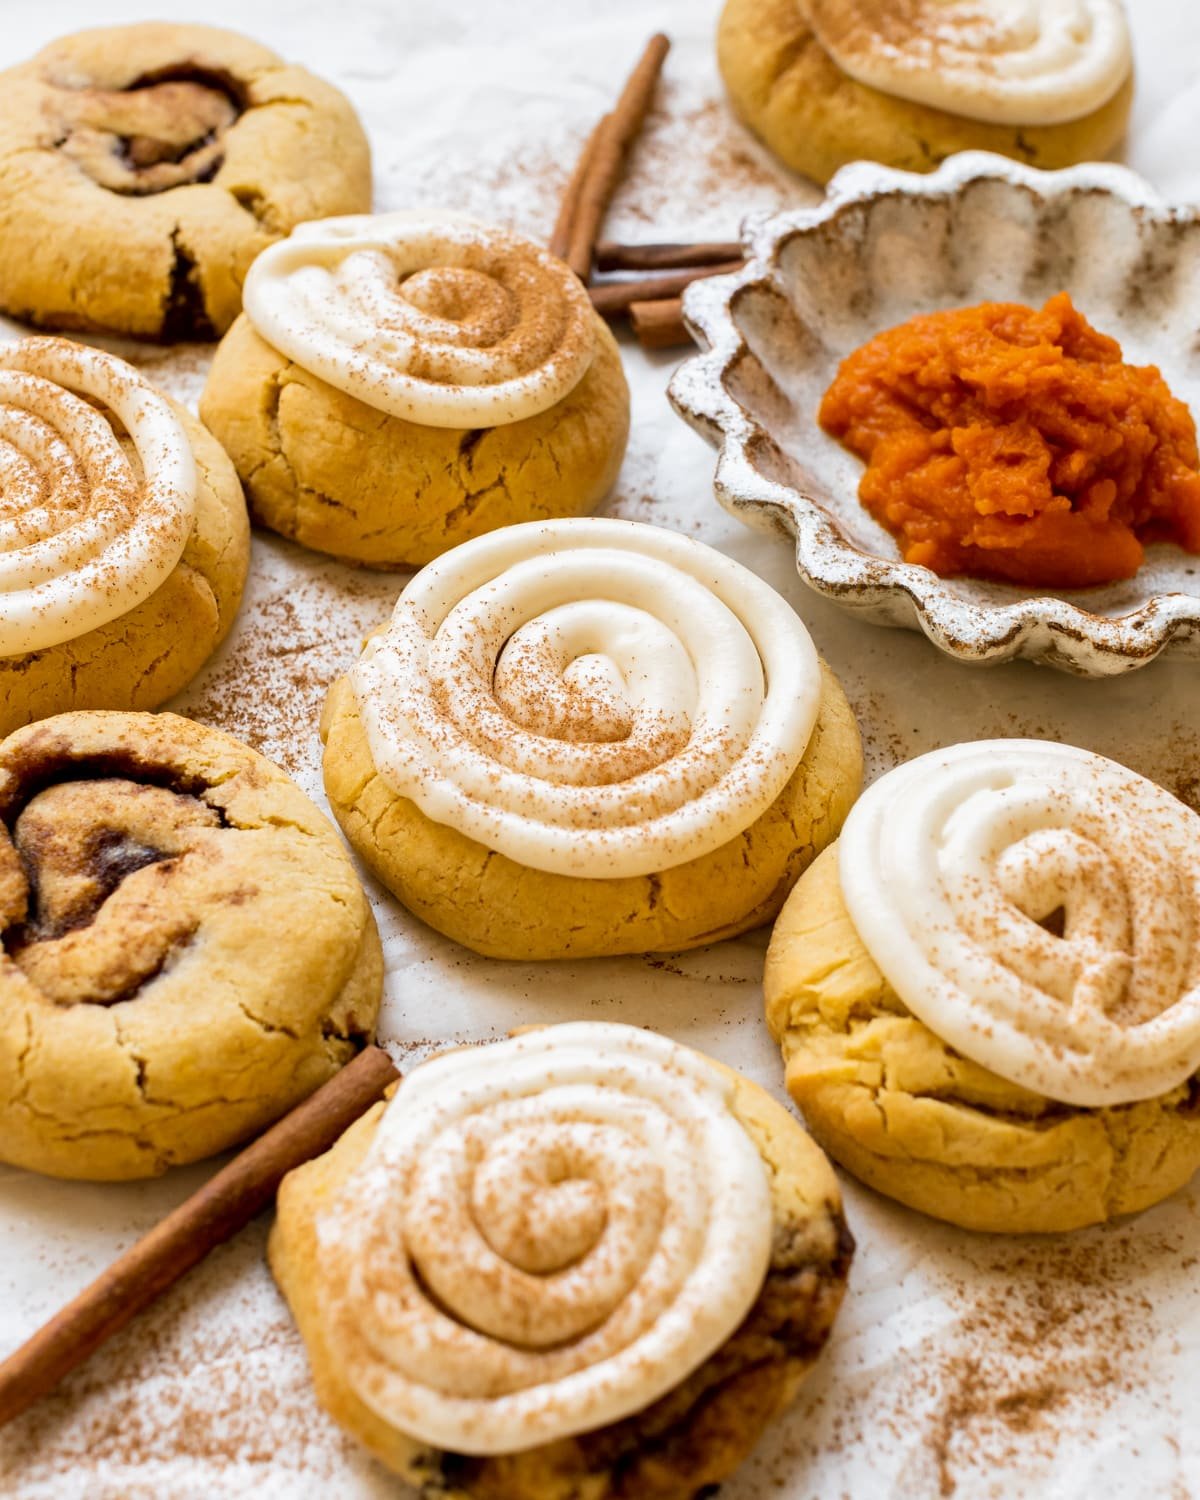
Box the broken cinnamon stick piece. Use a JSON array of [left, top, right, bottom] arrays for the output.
[[596, 240, 743, 272], [564, 33, 671, 280], [0, 1044, 400, 1430], [630, 297, 691, 350], [589, 259, 743, 316], [549, 114, 610, 261]]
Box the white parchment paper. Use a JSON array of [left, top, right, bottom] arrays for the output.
[[2, 3, 1200, 1496]]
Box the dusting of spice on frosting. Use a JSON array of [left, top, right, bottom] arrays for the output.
[[312, 1022, 774, 1454], [242, 213, 598, 428], [0, 337, 196, 657], [807, 0, 1131, 126], [838, 739, 1200, 1106], [349, 517, 822, 879]]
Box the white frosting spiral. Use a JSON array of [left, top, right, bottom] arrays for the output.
[[807, 0, 1131, 126], [839, 740, 1200, 1107], [313, 1023, 773, 1454], [242, 213, 597, 428], [351, 518, 822, 879], [0, 338, 196, 656]]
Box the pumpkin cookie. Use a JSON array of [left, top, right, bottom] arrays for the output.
[[200, 214, 630, 568], [765, 740, 1200, 1234], [0, 337, 249, 737], [321, 518, 862, 960], [0, 710, 383, 1180], [0, 22, 371, 338], [270, 1022, 853, 1499], [718, 0, 1134, 184]]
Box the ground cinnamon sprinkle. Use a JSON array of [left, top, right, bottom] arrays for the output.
[[606, 92, 811, 232], [0, 1223, 361, 1490], [744, 1219, 1192, 1498], [176, 551, 397, 781]]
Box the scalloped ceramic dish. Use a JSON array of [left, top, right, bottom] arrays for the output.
[[669, 152, 1200, 675]]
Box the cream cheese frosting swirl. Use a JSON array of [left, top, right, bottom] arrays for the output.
[[806, 0, 1131, 126], [351, 518, 822, 879], [313, 1023, 774, 1454], [0, 338, 195, 656], [839, 740, 1200, 1107], [242, 213, 597, 428]]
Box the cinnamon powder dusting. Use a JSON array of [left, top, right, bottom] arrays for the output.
[[746, 1221, 1194, 1498], [176, 555, 396, 780]]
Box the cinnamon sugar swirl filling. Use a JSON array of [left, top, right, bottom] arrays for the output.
[[46, 69, 243, 195], [1, 777, 218, 1007], [0, 710, 383, 1180]]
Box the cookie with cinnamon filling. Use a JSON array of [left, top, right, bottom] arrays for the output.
[[200, 215, 630, 567], [0, 22, 370, 338], [270, 1023, 853, 1499], [0, 711, 383, 1180]]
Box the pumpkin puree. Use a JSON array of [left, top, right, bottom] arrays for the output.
[[819, 292, 1200, 588]]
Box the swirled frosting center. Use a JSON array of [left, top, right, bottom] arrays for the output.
[[0, 338, 196, 657], [241, 213, 597, 428], [313, 1022, 774, 1454], [350, 518, 822, 879], [807, 0, 1131, 126], [839, 740, 1200, 1106]]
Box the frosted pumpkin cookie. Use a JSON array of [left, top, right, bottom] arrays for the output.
[[200, 214, 630, 568], [321, 518, 862, 960], [0, 22, 371, 338], [0, 710, 383, 1180], [270, 1022, 853, 1498], [765, 740, 1200, 1234], [718, 0, 1134, 184], [0, 337, 249, 737]]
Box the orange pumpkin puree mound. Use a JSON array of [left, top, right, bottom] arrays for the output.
[[819, 292, 1200, 589]]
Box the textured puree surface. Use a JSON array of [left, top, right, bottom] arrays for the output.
[[819, 294, 1200, 588]]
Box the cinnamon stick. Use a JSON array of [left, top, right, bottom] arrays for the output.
[[563, 33, 671, 279], [630, 297, 691, 350], [589, 259, 743, 316], [549, 114, 610, 261], [0, 1044, 399, 1429], [596, 240, 743, 272]]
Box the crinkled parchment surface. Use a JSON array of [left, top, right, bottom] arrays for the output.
[[2, 2, 1200, 1497]]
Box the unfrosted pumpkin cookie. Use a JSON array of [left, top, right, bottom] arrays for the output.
[[765, 740, 1200, 1234], [718, 0, 1134, 184], [270, 1022, 853, 1499], [0, 22, 371, 338], [0, 337, 249, 737], [321, 518, 862, 960], [0, 710, 383, 1180], [200, 214, 630, 568]]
